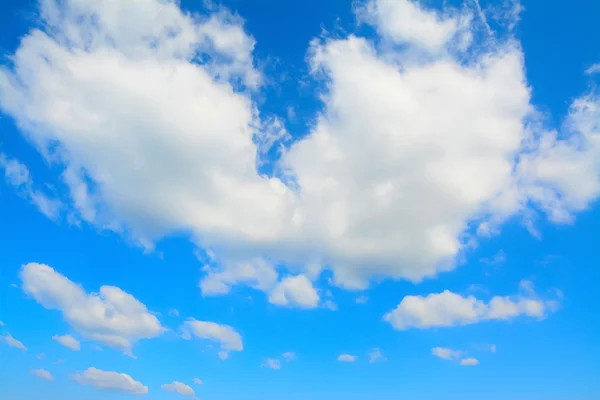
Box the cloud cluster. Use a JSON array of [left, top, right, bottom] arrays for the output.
[[0, 0, 598, 296], [20, 263, 164, 356], [71, 367, 148, 395], [384, 283, 558, 330]]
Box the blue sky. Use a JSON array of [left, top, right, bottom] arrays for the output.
[[0, 0, 599, 399]]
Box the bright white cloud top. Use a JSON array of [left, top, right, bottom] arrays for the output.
[[20, 263, 164, 356], [71, 367, 148, 395]]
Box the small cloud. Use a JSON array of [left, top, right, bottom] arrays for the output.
[[52, 334, 80, 351], [355, 296, 368, 304], [466, 284, 489, 294], [169, 309, 180, 317], [161, 381, 196, 398], [262, 358, 281, 370], [489, 344, 497, 353], [460, 357, 479, 366], [368, 348, 387, 363], [585, 63, 600, 75], [31, 369, 54, 381], [338, 354, 357, 362], [36, 353, 46, 360], [519, 280, 535, 294], [0, 321, 4, 326], [323, 300, 338, 311], [53, 359, 64, 365], [193, 378, 203, 385], [432, 347, 462, 360], [218, 351, 229, 360], [2, 333, 27, 351], [71, 367, 148, 395], [92, 345, 103, 351], [282, 352, 296, 362]]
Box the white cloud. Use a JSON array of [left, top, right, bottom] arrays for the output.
[[169, 309, 180, 317], [268, 275, 320, 309], [460, 357, 479, 366], [489, 344, 497, 353], [338, 354, 357, 362], [1, 0, 599, 294], [355, 296, 369, 304], [52, 334, 80, 351], [585, 64, 600, 75], [262, 358, 281, 370], [71, 367, 148, 395], [2, 333, 27, 351], [384, 286, 557, 330], [480, 250, 506, 265], [161, 381, 196, 398], [0, 154, 61, 220], [20, 263, 164, 356], [193, 378, 203, 385], [32, 369, 54, 381], [36, 353, 46, 360], [368, 348, 387, 363], [432, 347, 463, 360], [181, 319, 242, 360], [282, 351, 296, 361], [355, 0, 472, 53]]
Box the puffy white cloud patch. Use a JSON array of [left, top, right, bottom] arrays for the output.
[[268, 275, 320, 308], [52, 334, 80, 351], [20, 263, 164, 356], [338, 354, 357, 362], [181, 319, 242, 359], [1, 0, 599, 292], [432, 347, 463, 360], [161, 381, 196, 398], [71, 367, 148, 395], [384, 284, 558, 330], [0, 154, 61, 219], [31, 369, 54, 381], [1, 333, 27, 351]]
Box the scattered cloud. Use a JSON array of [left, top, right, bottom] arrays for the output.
[[282, 352, 296, 362], [181, 319, 243, 360], [0, 321, 4, 326], [0, 154, 61, 220], [262, 358, 281, 370], [585, 64, 600, 75], [355, 296, 369, 304], [323, 299, 338, 311], [490, 344, 497, 353], [338, 354, 357, 362], [31, 369, 54, 381], [193, 378, 203, 385], [268, 275, 320, 309], [53, 334, 80, 351], [169, 309, 180, 317], [71, 367, 148, 395], [36, 353, 46, 360], [368, 348, 387, 363], [432, 347, 463, 360], [20, 263, 164, 356], [519, 279, 535, 294], [161, 381, 196, 398], [384, 285, 558, 330], [460, 357, 480, 366], [2, 333, 27, 351], [480, 250, 507, 266]]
